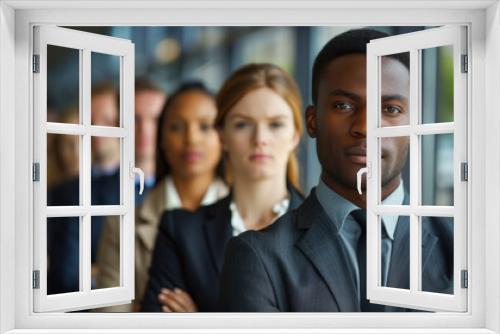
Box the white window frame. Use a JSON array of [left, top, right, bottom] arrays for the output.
[[0, 1, 499, 333], [32, 26, 136, 312], [365, 25, 467, 312]]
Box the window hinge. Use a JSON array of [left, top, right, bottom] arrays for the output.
[[461, 162, 468, 181], [33, 163, 40, 182], [32, 55, 40, 73], [461, 270, 468, 289], [32, 270, 40, 289], [461, 54, 468, 73]]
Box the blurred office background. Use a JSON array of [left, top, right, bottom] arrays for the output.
[[47, 25, 452, 202]]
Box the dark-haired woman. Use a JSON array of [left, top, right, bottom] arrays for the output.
[[141, 63, 304, 312], [95, 82, 228, 312]]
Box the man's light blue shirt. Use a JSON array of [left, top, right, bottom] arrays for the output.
[[315, 178, 404, 298]]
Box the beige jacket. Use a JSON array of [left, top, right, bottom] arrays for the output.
[[94, 177, 228, 312]]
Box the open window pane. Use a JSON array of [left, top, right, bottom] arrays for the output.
[[421, 134, 454, 206], [378, 136, 410, 205], [380, 52, 410, 128], [47, 134, 80, 204], [421, 45, 454, 124], [47, 45, 80, 124], [421, 216, 454, 295], [92, 216, 121, 289], [91, 137, 121, 205], [91, 52, 121, 127], [380, 215, 409, 290], [47, 217, 80, 295]]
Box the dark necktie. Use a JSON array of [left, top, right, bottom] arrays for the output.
[[351, 209, 385, 312]]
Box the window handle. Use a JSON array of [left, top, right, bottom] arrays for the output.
[[130, 163, 145, 195], [356, 164, 370, 195]]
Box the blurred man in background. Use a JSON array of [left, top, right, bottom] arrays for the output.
[[134, 79, 167, 203], [91, 84, 121, 178]]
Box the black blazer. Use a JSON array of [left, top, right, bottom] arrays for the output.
[[219, 189, 453, 312], [140, 187, 304, 312]]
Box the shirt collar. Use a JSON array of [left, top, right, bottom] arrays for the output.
[[164, 176, 227, 210], [379, 182, 404, 240], [165, 176, 182, 210], [200, 180, 223, 206], [315, 178, 404, 240], [316, 178, 358, 233], [230, 197, 290, 236]]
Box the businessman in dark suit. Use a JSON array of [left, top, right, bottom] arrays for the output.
[[219, 29, 453, 312]]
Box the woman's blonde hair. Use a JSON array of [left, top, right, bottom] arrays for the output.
[[216, 63, 303, 191]]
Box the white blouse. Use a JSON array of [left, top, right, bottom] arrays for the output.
[[164, 176, 228, 210], [229, 197, 290, 236]]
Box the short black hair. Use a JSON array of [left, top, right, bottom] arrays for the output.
[[311, 28, 410, 105]]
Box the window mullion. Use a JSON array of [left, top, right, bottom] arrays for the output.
[[121, 46, 135, 295], [409, 48, 420, 294], [80, 48, 92, 293]]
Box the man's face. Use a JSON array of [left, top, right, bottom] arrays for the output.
[[306, 54, 410, 191], [91, 92, 120, 163], [91, 92, 119, 127], [135, 90, 166, 163]]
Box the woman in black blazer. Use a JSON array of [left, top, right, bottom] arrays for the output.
[[141, 63, 305, 312]]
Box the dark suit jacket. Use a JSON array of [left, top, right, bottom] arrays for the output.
[[219, 189, 453, 312], [140, 187, 304, 312]]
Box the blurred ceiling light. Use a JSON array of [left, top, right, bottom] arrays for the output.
[[204, 28, 224, 48], [155, 38, 181, 64]]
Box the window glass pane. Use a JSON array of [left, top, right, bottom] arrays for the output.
[[379, 136, 410, 205], [92, 216, 121, 289], [91, 137, 121, 205], [47, 217, 80, 295], [421, 133, 454, 206], [421, 216, 454, 295], [381, 215, 409, 290], [47, 45, 80, 124], [91, 52, 121, 127], [380, 52, 410, 127], [47, 134, 80, 204], [421, 46, 454, 124]]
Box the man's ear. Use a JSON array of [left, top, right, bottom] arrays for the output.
[[305, 105, 317, 138]]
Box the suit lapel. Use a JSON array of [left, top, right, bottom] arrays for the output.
[[295, 193, 360, 312], [204, 189, 303, 275], [386, 215, 410, 288], [288, 186, 305, 210], [135, 179, 167, 251], [421, 217, 439, 274], [203, 196, 233, 274]]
